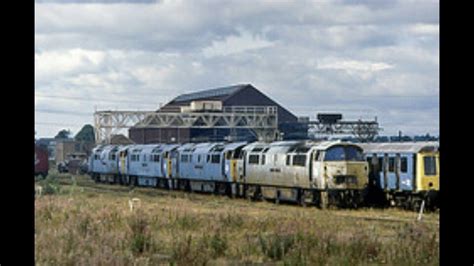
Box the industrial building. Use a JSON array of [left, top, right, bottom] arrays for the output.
[[129, 84, 308, 143]]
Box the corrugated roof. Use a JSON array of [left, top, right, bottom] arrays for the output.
[[172, 84, 248, 103], [358, 142, 439, 154]]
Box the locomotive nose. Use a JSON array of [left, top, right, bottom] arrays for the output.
[[327, 162, 367, 187]]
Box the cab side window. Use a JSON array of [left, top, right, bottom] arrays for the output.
[[424, 156, 437, 175]]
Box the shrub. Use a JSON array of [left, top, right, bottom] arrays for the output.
[[128, 213, 153, 255], [259, 233, 296, 261]]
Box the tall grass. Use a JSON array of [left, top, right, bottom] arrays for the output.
[[35, 175, 439, 265]]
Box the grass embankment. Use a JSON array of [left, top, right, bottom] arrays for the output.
[[35, 173, 439, 265]]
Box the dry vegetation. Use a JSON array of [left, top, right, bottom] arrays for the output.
[[35, 173, 439, 265]]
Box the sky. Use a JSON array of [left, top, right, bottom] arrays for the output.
[[35, 0, 439, 139]]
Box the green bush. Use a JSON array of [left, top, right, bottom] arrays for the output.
[[38, 175, 61, 195], [128, 213, 153, 255]]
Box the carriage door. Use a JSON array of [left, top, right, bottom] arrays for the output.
[[142, 153, 149, 176], [311, 150, 322, 187], [398, 153, 413, 191], [163, 152, 169, 178], [242, 151, 247, 178], [221, 151, 232, 181], [120, 151, 127, 175], [382, 154, 389, 190], [386, 153, 397, 190], [171, 151, 178, 178]]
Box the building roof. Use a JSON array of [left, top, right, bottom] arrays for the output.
[[110, 134, 135, 145], [156, 83, 297, 123], [168, 84, 248, 105]]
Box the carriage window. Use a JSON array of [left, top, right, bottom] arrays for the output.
[[295, 146, 310, 153], [401, 157, 407, 173], [181, 154, 188, 163], [293, 155, 306, 167], [211, 154, 220, 164], [154, 155, 160, 162], [249, 155, 259, 164], [198, 155, 201, 163], [261, 155, 266, 164], [424, 156, 437, 175], [314, 151, 321, 161], [388, 157, 395, 172]]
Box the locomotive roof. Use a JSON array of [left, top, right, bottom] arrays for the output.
[[192, 142, 225, 153], [176, 143, 197, 152], [358, 142, 439, 154], [222, 141, 248, 152], [242, 140, 359, 154]]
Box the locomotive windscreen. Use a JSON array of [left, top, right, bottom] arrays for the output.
[[324, 145, 364, 161]]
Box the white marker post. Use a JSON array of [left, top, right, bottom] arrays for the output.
[[417, 200, 426, 221]]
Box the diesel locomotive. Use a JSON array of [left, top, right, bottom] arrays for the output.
[[89, 140, 369, 208]]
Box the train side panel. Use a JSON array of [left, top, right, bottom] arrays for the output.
[[35, 145, 49, 177]]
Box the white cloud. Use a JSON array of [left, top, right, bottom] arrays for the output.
[[35, 48, 106, 83], [202, 30, 274, 58], [409, 23, 439, 35], [317, 58, 394, 72]]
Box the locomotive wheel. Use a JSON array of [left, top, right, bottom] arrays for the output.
[[275, 191, 280, 205], [245, 186, 253, 201], [319, 191, 328, 209], [298, 190, 307, 207]]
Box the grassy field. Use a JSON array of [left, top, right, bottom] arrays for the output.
[[35, 173, 439, 265]]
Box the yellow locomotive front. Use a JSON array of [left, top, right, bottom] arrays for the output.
[[416, 149, 439, 207], [315, 143, 369, 207]]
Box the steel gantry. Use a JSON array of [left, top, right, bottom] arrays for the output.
[[94, 106, 279, 144], [307, 119, 381, 142]]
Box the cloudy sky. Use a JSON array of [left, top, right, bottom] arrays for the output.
[[35, 0, 439, 138]]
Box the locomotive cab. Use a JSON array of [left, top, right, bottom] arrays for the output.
[[315, 144, 368, 190]]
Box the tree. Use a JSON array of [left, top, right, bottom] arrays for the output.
[[75, 124, 95, 142], [55, 129, 72, 139]]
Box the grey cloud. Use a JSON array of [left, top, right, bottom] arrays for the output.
[[35, 0, 439, 137]]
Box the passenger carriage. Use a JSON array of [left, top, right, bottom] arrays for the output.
[[359, 142, 439, 209]]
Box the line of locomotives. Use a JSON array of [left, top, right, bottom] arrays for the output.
[[88, 140, 439, 210]]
